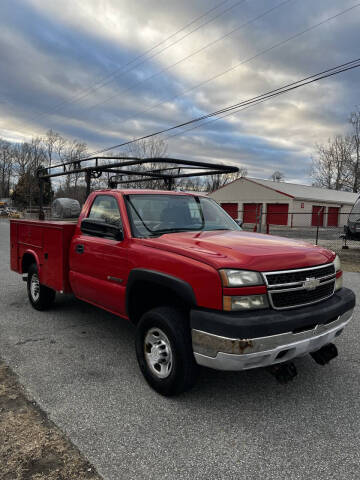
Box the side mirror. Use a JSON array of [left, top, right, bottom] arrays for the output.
[[235, 218, 243, 228], [81, 218, 123, 241]]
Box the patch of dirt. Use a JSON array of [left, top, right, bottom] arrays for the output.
[[0, 361, 102, 480]]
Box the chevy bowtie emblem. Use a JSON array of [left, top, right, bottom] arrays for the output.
[[303, 277, 320, 291]]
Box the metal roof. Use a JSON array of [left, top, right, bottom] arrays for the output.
[[246, 178, 359, 205]]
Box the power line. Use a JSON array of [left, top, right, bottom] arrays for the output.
[[33, 0, 244, 121], [87, 58, 360, 156], [170, 59, 360, 129], [163, 97, 273, 141], [81, 0, 293, 116], [86, 1, 360, 156], [46, 0, 248, 119], [164, 65, 353, 141], [108, 0, 360, 134]]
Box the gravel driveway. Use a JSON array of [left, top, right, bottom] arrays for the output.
[[0, 221, 359, 480]]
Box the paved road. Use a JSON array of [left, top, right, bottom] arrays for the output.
[[0, 221, 359, 480]]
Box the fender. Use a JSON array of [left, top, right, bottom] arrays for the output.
[[21, 249, 41, 278], [126, 268, 197, 317]]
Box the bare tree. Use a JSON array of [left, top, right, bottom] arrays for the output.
[[270, 171, 285, 182], [0, 139, 14, 198], [9, 131, 89, 207], [62, 139, 87, 190], [204, 167, 248, 193], [11, 138, 50, 207], [54, 134, 67, 163], [41, 129, 63, 167], [107, 138, 171, 190], [311, 135, 353, 190], [29, 137, 45, 171], [54, 137, 88, 197], [12, 141, 36, 178], [126, 137, 168, 159], [350, 111, 360, 192]]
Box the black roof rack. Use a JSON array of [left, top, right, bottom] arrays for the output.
[[37, 156, 238, 219]]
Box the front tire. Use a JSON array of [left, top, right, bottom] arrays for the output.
[[135, 306, 198, 396], [27, 264, 56, 311]]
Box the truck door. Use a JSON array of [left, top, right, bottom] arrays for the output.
[[69, 194, 128, 315]]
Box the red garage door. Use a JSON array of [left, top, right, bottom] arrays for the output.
[[266, 204, 289, 225], [312, 206, 325, 227], [327, 207, 339, 227], [243, 203, 262, 223], [221, 203, 238, 219]]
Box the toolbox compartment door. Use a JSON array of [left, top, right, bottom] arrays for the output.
[[11, 219, 76, 293]]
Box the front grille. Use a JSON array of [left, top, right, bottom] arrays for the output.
[[266, 264, 335, 286], [264, 263, 336, 310], [271, 281, 335, 309]]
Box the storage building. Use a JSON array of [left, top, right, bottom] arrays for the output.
[[209, 177, 359, 227]]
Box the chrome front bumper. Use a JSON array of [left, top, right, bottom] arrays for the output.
[[192, 309, 353, 371]]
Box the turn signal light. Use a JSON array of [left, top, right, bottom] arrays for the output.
[[223, 294, 269, 311]]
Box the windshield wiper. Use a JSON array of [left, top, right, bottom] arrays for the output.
[[151, 227, 234, 236], [152, 227, 203, 236], [205, 228, 232, 231]]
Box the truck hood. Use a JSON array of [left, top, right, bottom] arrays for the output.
[[140, 230, 335, 271]]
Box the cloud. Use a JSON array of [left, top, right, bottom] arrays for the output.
[[0, 0, 359, 183]]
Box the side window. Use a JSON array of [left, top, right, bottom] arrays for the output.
[[88, 195, 122, 227], [188, 202, 202, 220]]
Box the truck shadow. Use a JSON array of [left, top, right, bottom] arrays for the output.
[[51, 293, 346, 409]]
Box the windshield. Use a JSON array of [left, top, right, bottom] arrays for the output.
[[349, 196, 360, 223], [125, 194, 241, 237]]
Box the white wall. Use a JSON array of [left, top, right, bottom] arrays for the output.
[[291, 201, 353, 227], [210, 178, 356, 227], [291, 201, 315, 227], [210, 178, 292, 225]]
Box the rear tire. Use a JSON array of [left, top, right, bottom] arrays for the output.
[[27, 264, 56, 311], [135, 306, 198, 396]]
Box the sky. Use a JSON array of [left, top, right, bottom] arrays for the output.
[[0, 0, 360, 184]]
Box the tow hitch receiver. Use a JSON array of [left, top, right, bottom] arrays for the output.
[[268, 362, 297, 384], [311, 343, 338, 365]]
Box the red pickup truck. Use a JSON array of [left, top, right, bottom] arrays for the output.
[[10, 189, 355, 395]]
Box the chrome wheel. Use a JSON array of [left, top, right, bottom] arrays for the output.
[[30, 273, 40, 302], [144, 328, 173, 379]]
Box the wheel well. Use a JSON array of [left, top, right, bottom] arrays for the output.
[[22, 253, 36, 273], [128, 281, 190, 324]]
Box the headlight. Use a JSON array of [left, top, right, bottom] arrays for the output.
[[334, 254, 343, 291], [220, 269, 264, 287], [223, 294, 269, 311]]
